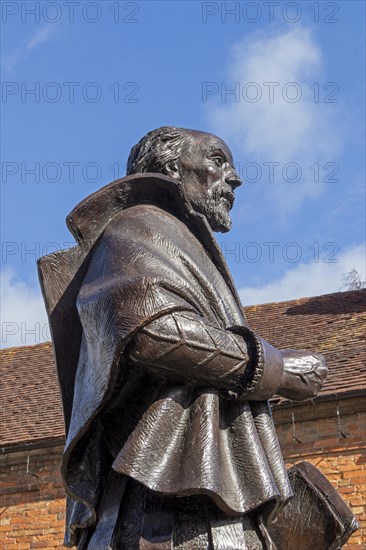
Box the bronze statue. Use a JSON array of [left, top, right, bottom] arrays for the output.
[[38, 128, 357, 549]]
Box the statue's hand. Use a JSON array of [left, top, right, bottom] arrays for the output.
[[277, 349, 328, 401]]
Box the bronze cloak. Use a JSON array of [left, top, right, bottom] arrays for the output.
[[38, 174, 292, 547]]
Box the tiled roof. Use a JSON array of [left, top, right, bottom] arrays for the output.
[[246, 290, 366, 401], [1, 290, 365, 448], [0, 342, 64, 448]]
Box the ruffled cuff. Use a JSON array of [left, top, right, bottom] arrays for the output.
[[228, 326, 284, 401]]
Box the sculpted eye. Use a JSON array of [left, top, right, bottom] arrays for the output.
[[212, 156, 223, 167]]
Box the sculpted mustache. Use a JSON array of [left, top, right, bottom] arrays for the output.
[[214, 190, 235, 207], [200, 191, 234, 209]]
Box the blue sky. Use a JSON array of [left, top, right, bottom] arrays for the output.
[[1, 0, 365, 346]]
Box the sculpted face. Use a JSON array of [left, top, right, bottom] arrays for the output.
[[166, 131, 242, 233]]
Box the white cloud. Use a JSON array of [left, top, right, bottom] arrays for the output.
[[2, 25, 56, 71], [26, 25, 55, 51], [206, 27, 342, 216], [239, 243, 366, 305], [0, 269, 49, 348]]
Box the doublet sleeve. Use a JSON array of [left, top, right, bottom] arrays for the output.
[[127, 311, 284, 400]]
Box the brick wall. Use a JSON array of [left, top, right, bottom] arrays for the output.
[[0, 445, 65, 549], [1, 397, 365, 549], [273, 396, 366, 548]]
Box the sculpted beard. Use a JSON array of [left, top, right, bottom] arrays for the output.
[[191, 191, 233, 233]]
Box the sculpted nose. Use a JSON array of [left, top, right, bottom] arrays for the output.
[[225, 169, 242, 190]]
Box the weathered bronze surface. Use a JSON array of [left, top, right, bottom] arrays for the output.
[[38, 128, 357, 549], [268, 462, 359, 550]]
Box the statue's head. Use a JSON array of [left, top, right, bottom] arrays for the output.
[[127, 126, 242, 233]]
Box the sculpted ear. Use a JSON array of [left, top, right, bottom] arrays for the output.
[[164, 160, 180, 179]]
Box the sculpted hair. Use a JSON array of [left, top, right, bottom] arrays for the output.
[[126, 126, 192, 175]]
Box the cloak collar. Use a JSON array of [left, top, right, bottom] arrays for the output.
[[38, 173, 244, 431]]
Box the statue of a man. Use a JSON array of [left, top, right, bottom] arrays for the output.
[[39, 127, 329, 549]]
